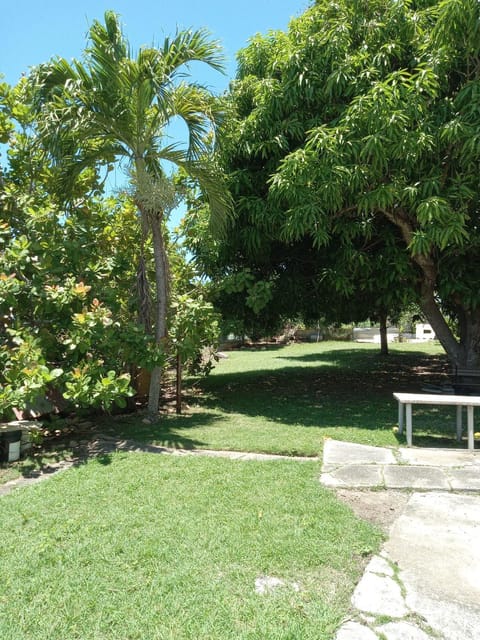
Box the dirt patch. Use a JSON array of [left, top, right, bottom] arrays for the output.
[[334, 488, 411, 533]]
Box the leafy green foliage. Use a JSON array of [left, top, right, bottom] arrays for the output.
[[170, 293, 220, 375], [187, 0, 480, 368], [63, 366, 132, 411], [0, 189, 143, 417], [30, 11, 232, 413], [0, 87, 153, 417]]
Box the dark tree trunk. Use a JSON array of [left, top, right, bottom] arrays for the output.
[[456, 308, 480, 370], [419, 286, 480, 370], [419, 283, 462, 366], [379, 313, 389, 356]]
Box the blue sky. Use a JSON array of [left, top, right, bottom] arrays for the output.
[[2, 0, 309, 90]]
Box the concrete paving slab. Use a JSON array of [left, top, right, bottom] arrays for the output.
[[448, 467, 480, 490], [403, 590, 480, 640], [319, 472, 342, 487], [321, 463, 341, 473], [384, 492, 480, 639], [375, 620, 432, 640], [323, 439, 396, 465], [322, 442, 480, 639], [352, 571, 408, 617], [398, 447, 479, 467], [365, 554, 394, 577], [383, 465, 450, 490], [335, 621, 379, 640], [320, 440, 480, 491], [322, 464, 384, 488]]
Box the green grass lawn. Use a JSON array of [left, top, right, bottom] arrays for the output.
[[0, 452, 382, 640], [0, 340, 459, 639], [104, 341, 456, 455]]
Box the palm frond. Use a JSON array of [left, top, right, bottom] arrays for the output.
[[176, 158, 233, 238], [87, 11, 128, 69], [161, 28, 226, 76], [30, 58, 79, 111], [30, 10, 230, 233], [164, 83, 219, 160]]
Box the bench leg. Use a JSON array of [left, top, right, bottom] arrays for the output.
[[406, 403, 413, 446], [398, 401, 404, 434], [467, 405, 474, 451], [456, 405, 462, 442]]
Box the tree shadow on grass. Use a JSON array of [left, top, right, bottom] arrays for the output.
[[183, 383, 399, 447], [98, 410, 222, 450], [95, 453, 113, 465], [394, 433, 468, 449], [233, 344, 286, 352], [204, 347, 450, 393], [191, 348, 458, 446], [274, 347, 450, 377], [104, 348, 461, 452], [0, 412, 223, 488], [392, 405, 475, 450], [0, 447, 78, 485]]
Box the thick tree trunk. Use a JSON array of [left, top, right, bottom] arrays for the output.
[[456, 307, 480, 370], [379, 313, 389, 356], [418, 273, 480, 375], [419, 285, 463, 366], [147, 212, 170, 416], [386, 208, 479, 372]]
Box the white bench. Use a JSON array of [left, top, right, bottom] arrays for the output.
[[393, 392, 480, 451]]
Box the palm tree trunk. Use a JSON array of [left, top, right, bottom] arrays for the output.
[[176, 351, 182, 414], [147, 211, 170, 415]]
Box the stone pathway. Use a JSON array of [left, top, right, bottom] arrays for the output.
[[321, 439, 480, 491], [322, 440, 480, 640], [337, 549, 441, 640]]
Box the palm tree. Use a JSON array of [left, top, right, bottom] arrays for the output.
[[32, 11, 231, 414]]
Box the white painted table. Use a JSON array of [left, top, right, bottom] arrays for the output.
[[393, 392, 480, 451]]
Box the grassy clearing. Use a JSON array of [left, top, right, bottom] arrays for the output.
[[105, 341, 455, 455], [0, 452, 382, 640], [0, 341, 453, 638]]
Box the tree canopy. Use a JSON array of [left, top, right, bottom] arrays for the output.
[[187, 0, 480, 369]]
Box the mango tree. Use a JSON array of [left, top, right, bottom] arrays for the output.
[[270, 0, 480, 372], [190, 0, 480, 372]]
